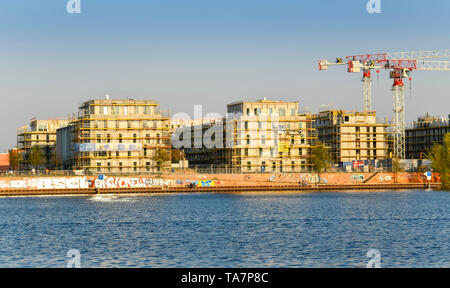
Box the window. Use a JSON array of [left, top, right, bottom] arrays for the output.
[[254, 108, 261, 116], [128, 151, 131, 157], [278, 109, 286, 116], [146, 162, 150, 171], [261, 135, 266, 145], [269, 108, 273, 116], [156, 134, 160, 144], [124, 106, 128, 115], [133, 134, 137, 143], [97, 134, 101, 143], [116, 151, 119, 157], [97, 162, 101, 172], [291, 161, 295, 171], [119, 162, 123, 172], [112, 106, 119, 114], [133, 162, 137, 172], [259, 148, 263, 156], [107, 162, 111, 172], [291, 108, 295, 116], [246, 135, 250, 145], [144, 106, 151, 115], [245, 148, 249, 156], [246, 108, 250, 116], [247, 161, 251, 171], [146, 134, 150, 144], [258, 122, 263, 129], [119, 134, 122, 143], [103, 106, 108, 115], [244, 121, 248, 130], [107, 134, 111, 143]]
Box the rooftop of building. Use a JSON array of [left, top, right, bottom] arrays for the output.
[[227, 98, 299, 106], [407, 113, 450, 129], [79, 96, 159, 108]]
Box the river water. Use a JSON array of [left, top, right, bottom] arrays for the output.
[[0, 190, 448, 267]]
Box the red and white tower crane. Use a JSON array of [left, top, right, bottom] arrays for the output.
[[318, 49, 450, 112], [318, 50, 450, 159]]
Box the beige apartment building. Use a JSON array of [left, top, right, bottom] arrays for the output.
[[405, 114, 450, 159], [314, 110, 391, 163], [183, 99, 317, 172], [17, 118, 69, 169], [69, 98, 170, 173]]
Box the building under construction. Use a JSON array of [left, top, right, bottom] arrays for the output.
[[405, 113, 450, 159], [314, 109, 391, 164], [62, 97, 170, 174], [182, 99, 317, 173], [17, 118, 69, 169]]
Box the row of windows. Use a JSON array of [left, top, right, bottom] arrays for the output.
[[244, 108, 296, 117], [89, 105, 158, 115], [96, 161, 156, 172]]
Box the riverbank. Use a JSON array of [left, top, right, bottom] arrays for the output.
[[0, 182, 442, 197], [0, 172, 442, 197]]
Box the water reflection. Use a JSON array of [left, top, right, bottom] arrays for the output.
[[0, 190, 448, 267]]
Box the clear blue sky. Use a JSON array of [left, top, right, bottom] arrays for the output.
[[1, 0, 449, 150]]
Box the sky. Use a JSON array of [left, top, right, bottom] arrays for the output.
[[1, 0, 449, 151]]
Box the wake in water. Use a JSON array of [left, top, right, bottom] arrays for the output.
[[88, 194, 137, 203]]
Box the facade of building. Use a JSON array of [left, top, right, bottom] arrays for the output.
[[405, 114, 450, 159], [56, 124, 75, 169], [69, 98, 170, 174], [183, 99, 317, 173], [314, 110, 391, 163], [17, 118, 69, 169]]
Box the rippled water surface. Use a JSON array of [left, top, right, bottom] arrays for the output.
[[0, 190, 449, 267]]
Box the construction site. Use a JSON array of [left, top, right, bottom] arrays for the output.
[[2, 49, 449, 179], [59, 98, 171, 174]]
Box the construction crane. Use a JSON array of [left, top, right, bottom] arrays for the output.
[[318, 50, 450, 112], [380, 59, 450, 159], [318, 52, 450, 159]]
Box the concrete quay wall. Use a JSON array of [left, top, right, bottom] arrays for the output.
[[0, 172, 440, 191]]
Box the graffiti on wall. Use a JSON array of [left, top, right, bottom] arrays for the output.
[[0, 178, 90, 190], [198, 180, 215, 187], [351, 175, 365, 182], [93, 177, 171, 189], [379, 175, 393, 183], [298, 174, 328, 184]]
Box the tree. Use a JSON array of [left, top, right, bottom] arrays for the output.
[[155, 148, 171, 172], [170, 148, 184, 163], [29, 146, 44, 170], [426, 133, 450, 189], [311, 142, 332, 176], [392, 155, 404, 172], [8, 149, 22, 171]]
